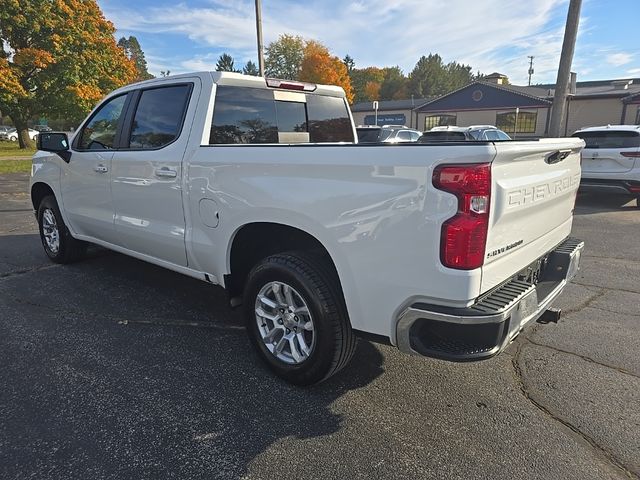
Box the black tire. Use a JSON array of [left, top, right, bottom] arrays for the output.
[[244, 251, 356, 386], [37, 195, 86, 264]]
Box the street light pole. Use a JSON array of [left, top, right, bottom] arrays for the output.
[[255, 0, 265, 77], [548, 0, 582, 137]]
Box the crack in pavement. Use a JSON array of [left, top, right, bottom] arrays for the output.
[[510, 341, 639, 479], [583, 254, 640, 262], [585, 304, 640, 318], [3, 290, 244, 333], [117, 318, 245, 331], [572, 281, 640, 296], [559, 287, 607, 316], [524, 337, 639, 380], [0, 263, 60, 279]]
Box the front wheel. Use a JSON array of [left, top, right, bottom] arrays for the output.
[[244, 251, 356, 386], [37, 195, 86, 263]]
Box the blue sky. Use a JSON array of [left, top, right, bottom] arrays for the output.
[[99, 0, 640, 85]]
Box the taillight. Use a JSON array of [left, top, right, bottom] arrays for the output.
[[433, 163, 491, 270], [620, 151, 640, 158]]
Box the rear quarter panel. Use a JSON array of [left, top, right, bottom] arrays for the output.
[[186, 143, 498, 342]]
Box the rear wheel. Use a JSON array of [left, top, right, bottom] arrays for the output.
[[244, 251, 356, 386], [37, 195, 86, 263]]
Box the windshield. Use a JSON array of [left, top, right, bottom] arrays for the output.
[[378, 129, 394, 141], [573, 131, 640, 149]]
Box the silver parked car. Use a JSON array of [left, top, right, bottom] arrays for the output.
[[356, 125, 422, 143]]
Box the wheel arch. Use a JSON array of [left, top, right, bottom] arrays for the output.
[[225, 222, 349, 308], [31, 181, 56, 211]]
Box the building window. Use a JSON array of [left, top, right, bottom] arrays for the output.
[[635, 107, 640, 125], [425, 114, 457, 130], [496, 111, 537, 134]]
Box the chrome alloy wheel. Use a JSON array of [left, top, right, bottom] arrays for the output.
[[42, 208, 60, 254], [255, 281, 315, 364]]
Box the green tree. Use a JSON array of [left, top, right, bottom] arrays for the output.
[[117, 36, 154, 81], [215, 53, 240, 73], [350, 67, 385, 103], [380, 66, 408, 100], [0, 0, 136, 148], [264, 34, 305, 79], [242, 60, 259, 76], [408, 53, 475, 98]]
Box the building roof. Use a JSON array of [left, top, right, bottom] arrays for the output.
[[510, 78, 640, 99], [415, 81, 551, 113], [351, 97, 431, 112], [352, 77, 640, 114]]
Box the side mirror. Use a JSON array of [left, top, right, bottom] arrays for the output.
[[37, 132, 71, 163]]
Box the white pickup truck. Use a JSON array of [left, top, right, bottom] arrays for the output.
[[31, 72, 584, 385]]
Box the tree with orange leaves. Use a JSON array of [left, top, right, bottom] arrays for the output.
[[0, 0, 136, 148], [299, 41, 354, 104]]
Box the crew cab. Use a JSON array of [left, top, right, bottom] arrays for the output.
[[31, 72, 584, 385]]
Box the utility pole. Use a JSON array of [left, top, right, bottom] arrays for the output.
[[549, 0, 582, 137], [527, 56, 534, 86], [255, 0, 265, 77]]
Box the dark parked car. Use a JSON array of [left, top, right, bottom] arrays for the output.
[[356, 125, 422, 143], [418, 125, 511, 142]]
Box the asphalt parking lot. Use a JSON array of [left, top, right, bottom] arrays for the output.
[[1, 171, 639, 480]]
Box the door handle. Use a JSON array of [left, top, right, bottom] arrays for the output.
[[94, 164, 108, 173], [155, 167, 177, 178]]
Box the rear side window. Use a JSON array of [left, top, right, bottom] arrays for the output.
[[209, 86, 354, 144], [306, 95, 354, 142], [128, 85, 191, 149], [209, 87, 277, 144], [573, 131, 640, 149]]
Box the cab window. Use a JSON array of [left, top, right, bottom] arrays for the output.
[[77, 95, 127, 150], [128, 85, 192, 149]]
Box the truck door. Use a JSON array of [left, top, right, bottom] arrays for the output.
[[110, 80, 199, 266], [61, 93, 130, 245]]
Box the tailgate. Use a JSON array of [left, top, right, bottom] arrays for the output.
[[481, 138, 584, 292]]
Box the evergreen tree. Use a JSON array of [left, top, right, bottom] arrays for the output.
[[117, 36, 154, 81], [242, 60, 259, 76], [216, 53, 240, 73], [408, 53, 474, 98], [342, 55, 355, 74]]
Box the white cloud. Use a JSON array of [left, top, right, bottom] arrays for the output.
[[105, 0, 574, 83], [606, 52, 633, 67], [627, 68, 640, 76]]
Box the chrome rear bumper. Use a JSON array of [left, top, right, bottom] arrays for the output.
[[396, 237, 584, 361]]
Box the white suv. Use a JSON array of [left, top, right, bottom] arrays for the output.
[[572, 125, 640, 206]]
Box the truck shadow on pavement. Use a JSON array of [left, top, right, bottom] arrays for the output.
[[574, 192, 638, 214], [0, 235, 385, 479]]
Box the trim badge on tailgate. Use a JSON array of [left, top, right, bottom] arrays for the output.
[[507, 173, 580, 208], [487, 239, 524, 258]]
